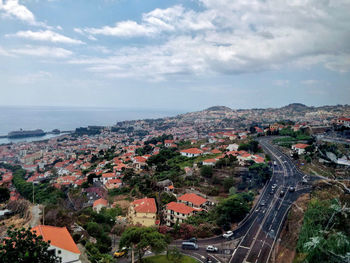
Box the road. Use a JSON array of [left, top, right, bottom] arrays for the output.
[[116, 137, 314, 263], [229, 137, 311, 263]]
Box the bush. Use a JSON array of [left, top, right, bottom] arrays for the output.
[[200, 166, 213, 178]]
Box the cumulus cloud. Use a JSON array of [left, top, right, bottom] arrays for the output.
[[70, 0, 350, 79], [7, 30, 85, 44], [0, 0, 40, 25]]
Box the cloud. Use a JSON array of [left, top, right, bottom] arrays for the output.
[[274, 80, 290, 86], [11, 70, 53, 84], [69, 0, 350, 79], [7, 30, 85, 44], [0, 0, 40, 25], [81, 5, 214, 37], [11, 45, 73, 58]]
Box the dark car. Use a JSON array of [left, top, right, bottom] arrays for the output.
[[280, 190, 285, 197], [289, 186, 295, 192]]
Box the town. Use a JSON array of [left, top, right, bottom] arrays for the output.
[[1, 103, 350, 263]]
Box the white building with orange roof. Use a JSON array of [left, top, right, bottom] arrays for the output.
[[32, 225, 81, 263], [177, 193, 209, 209], [180, 148, 203, 158], [291, 143, 310, 155], [93, 198, 108, 213], [165, 202, 200, 226]]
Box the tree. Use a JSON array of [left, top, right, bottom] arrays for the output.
[[200, 165, 213, 178], [0, 187, 10, 202], [119, 226, 168, 263], [0, 226, 61, 263]]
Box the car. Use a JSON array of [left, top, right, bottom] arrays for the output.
[[260, 201, 266, 206], [114, 247, 127, 258], [187, 237, 197, 243], [280, 190, 285, 197], [182, 242, 198, 250], [206, 245, 218, 252], [206, 257, 213, 263], [269, 190, 274, 195], [289, 186, 295, 192], [223, 231, 233, 238], [272, 184, 277, 189]]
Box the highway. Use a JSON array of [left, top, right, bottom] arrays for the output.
[[228, 137, 311, 263]]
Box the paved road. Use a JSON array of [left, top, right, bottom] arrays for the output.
[[30, 204, 41, 227], [229, 137, 312, 263]]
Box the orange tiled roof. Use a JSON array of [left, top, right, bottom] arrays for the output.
[[293, 143, 309, 149], [180, 148, 203, 154], [166, 202, 195, 214], [132, 198, 157, 213], [93, 198, 108, 207], [32, 225, 80, 254], [178, 193, 207, 206]]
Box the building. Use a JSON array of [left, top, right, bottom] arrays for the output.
[[336, 117, 350, 127], [165, 202, 199, 226], [105, 178, 122, 189], [291, 143, 309, 155], [101, 172, 117, 184], [93, 198, 108, 213], [32, 225, 81, 263], [128, 198, 157, 227], [177, 193, 209, 209], [180, 148, 203, 158]]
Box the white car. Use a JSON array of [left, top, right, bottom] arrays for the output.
[[206, 245, 218, 252], [223, 231, 233, 238]]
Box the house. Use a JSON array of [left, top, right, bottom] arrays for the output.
[[177, 193, 209, 209], [291, 143, 309, 155], [180, 148, 203, 158], [32, 225, 81, 263], [336, 117, 350, 128], [101, 172, 117, 184], [105, 178, 122, 189], [165, 202, 200, 226], [128, 198, 157, 227], [93, 198, 108, 213], [164, 140, 175, 147], [226, 143, 239, 151]]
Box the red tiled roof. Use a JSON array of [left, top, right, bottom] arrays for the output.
[[180, 148, 203, 154], [93, 198, 108, 207], [32, 225, 80, 254], [166, 202, 195, 214], [293, 143, 309, 149], [178, 193, 207, 206], [132, 198, 157, 213], [102, 173, 115, 178], [210, 149, 221, 154]]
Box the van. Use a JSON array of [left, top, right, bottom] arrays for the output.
[[182, 242, 199, 250]]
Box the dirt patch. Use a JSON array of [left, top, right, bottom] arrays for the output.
[[270, 193, 310, 263]]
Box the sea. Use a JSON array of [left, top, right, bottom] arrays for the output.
[[0, 106, 182, 145]]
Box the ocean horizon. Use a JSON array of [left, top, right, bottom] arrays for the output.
[[0, 105, 183, 144]]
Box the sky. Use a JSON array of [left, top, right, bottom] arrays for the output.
[[0, 0, 349, 111]]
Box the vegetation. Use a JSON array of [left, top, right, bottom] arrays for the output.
[[295, 187, 350, 263], [0, 163, 65, 205], [0, 186, 10, 202], [119, 226, 169, 263], [0, 226, 61, 263], [238, 140, 260, 153]]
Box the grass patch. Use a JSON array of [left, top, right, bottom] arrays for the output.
[[144, 255, 199, 263]]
